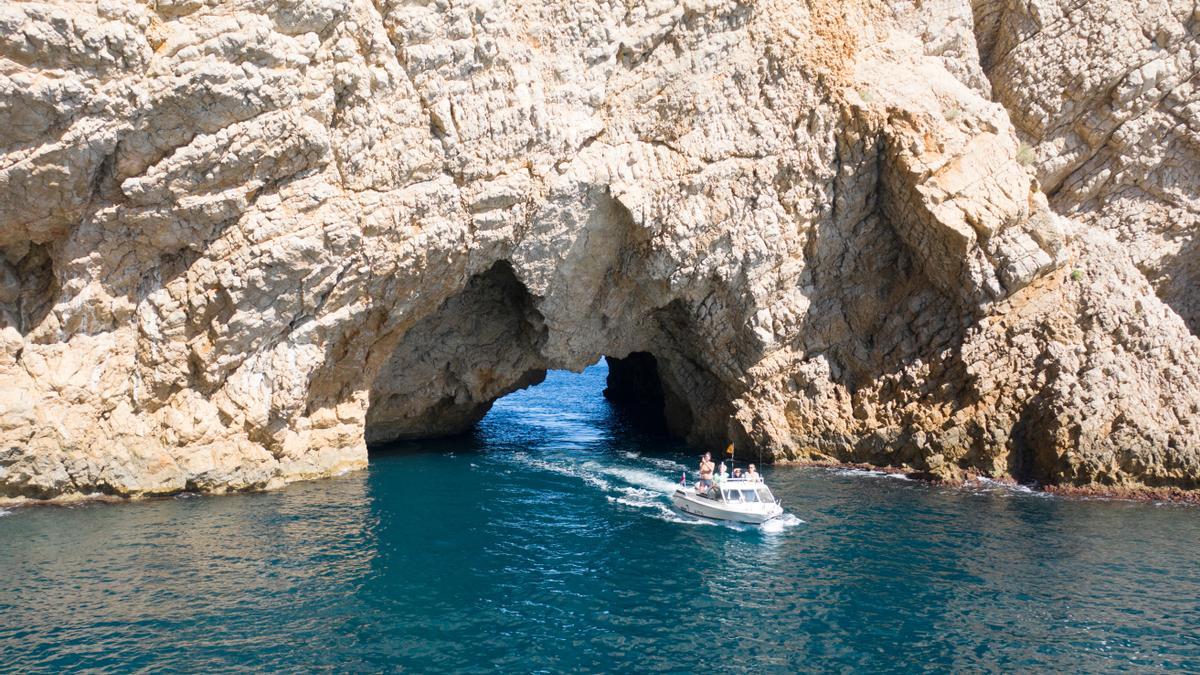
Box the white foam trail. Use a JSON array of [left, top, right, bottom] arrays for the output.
[[509, 454, 614, 491], [614, 487, 659, 503], [609, 497, 721, 526], [643, 457, 689, 472], [606, 490, 713, 525], [588, 463, 681, 493], [622, 452, 689, 472], [512, 453, 720, 525], [0, 509, 10, 517], [512, 455, 684, 496], [759, 513, 804, 534]]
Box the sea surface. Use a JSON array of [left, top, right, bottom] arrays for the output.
[[2, 362, 1199, 672]]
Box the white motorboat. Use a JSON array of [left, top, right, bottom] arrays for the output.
[[671, 477, 783, 524]]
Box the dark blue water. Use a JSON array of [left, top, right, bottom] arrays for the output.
[[2, 363, 1199, 672]]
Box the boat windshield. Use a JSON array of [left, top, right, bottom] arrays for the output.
[[756, 488, 774, 503], [723, 489, 742, 503], [739, 489, 759, 502]]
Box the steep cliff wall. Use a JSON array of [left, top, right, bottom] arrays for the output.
[[1, 0, 1197, 501], [974, 0, 1200, 330]]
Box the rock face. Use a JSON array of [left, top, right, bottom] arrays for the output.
[[1, 0, 1198, 501]]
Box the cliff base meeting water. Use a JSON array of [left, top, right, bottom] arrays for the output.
[[1, 363, 1197, 671]]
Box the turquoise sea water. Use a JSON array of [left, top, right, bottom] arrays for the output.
[[2, 362, 1199, 672]]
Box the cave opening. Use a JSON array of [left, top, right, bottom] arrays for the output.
[[368, 354, 681, 457], [601, 352, 677, 437], [470, 354, 680, 451], [0, 243, 58, 336], [364, 260, 685, 454], [364, 260, 549, 446]]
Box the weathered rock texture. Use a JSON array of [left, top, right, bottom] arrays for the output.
[[1, 0, 1198, 501]]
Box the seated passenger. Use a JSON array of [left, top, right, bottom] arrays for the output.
[[715, 463, 728, 484], [746, 464, 760, 482], [732, 468, 743, 479]]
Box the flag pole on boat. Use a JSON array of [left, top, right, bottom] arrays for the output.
[[726, 442, 735, 473]]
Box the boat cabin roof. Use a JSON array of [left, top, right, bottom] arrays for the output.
[[720, 482, 771, 492], [701, 482, 775, 501]]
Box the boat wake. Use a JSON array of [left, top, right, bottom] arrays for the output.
[[621, 451, 689, 473], [0, 509, 10, 518], [509, 454, 616, 491], [759, 513, 804, 533], [607, 489, 720, 526], [591, 463, 681, 494]]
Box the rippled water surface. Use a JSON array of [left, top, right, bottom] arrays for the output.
[[2, 363, 1199, 672]]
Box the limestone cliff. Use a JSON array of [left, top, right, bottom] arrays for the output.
[[1, 0, 1198, 501]]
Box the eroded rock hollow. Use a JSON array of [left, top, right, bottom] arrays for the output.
[[2, 0, 1198, 501]]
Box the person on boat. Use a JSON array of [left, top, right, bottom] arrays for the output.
[[716, 462, 728, 484], [732, 468, 743, 479], [746, 464, 760, 482], [697, 452, 714, 490]]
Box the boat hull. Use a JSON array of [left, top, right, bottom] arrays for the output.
[[671, 489, 783, 524]]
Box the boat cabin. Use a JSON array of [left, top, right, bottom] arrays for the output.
[[702, 479, 776, 504]]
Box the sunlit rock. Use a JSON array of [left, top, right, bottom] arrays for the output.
[[1, 0, 1198, 500]]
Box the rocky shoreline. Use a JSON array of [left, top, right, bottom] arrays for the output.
[[790, 460, 1200, 505], [5, 457, 1198, 511]]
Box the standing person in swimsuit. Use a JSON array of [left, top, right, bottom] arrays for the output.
[[698, 452, 714, 490]]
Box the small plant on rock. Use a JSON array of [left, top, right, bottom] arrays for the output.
[[1016, 142, 1036, 166]]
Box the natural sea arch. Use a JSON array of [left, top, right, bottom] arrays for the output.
[[363, 260, 734, 452]]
